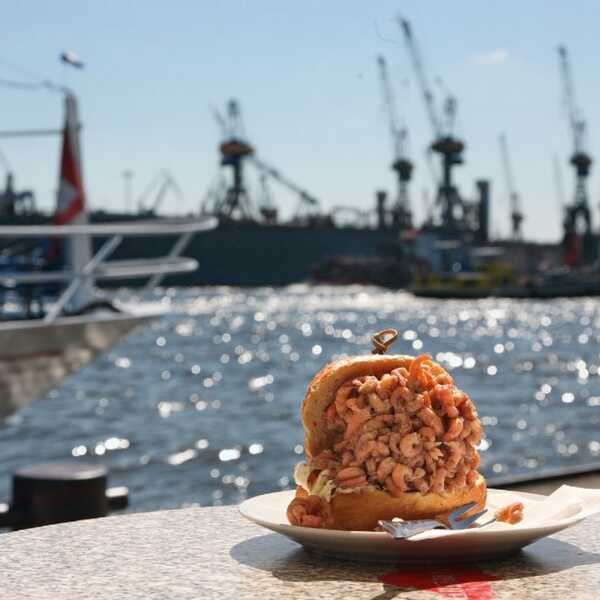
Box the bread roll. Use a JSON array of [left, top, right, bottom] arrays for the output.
[[287, 353, 486, 531]]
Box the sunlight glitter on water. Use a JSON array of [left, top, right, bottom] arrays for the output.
[[0, 285, 599, 511]]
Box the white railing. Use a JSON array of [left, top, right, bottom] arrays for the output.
[[0, 217, 217, 322]]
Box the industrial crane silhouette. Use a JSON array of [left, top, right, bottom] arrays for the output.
[[557, 45, 592, 238], [212, 99, 255, 220], [376, 55, 412, 229], [498, 134, 524, 240], [399, 16, 465, 232], [210, 99, 321, 222]]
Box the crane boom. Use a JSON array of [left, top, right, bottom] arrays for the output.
[[398, 16, 441, 138], [250, 156, 320, 208], [558, 46, 584, 154], [376, 55, 405, 161]]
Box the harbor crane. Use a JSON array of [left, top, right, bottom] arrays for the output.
[[498, 134, 524, 240], [557, 45, 592, 237], [212, 99, 256, 220], [399, 16, 465, 232], [210, 99, 321, 223], [376, 55, 413, 229]]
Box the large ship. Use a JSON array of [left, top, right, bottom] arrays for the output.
[[1, 98, 412, 287]]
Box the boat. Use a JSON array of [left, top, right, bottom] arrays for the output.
[[0, 92, 216, 417]]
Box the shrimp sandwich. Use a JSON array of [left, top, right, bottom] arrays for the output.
[[287, 352, 486, 531]]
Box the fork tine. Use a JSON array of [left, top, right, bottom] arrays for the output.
[[455, 509, 488, 529], [448, 501, 477, 520]]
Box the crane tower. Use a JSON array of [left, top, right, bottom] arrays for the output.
[[399, 17, 465, 232], [557, 46, 592, 238], [376, 55, 413, 229]]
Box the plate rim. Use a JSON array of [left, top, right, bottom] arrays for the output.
[[239, 488, 585, 539]]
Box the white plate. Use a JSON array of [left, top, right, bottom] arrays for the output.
[[239, 489, 585, 563]]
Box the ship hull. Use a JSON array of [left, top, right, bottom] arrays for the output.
[[1, 214, 405, 287], [94, 219, 403, 287]]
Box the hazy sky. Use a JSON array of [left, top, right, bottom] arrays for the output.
[[1, 1, 600, 241]]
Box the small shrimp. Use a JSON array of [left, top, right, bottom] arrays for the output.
[[346, 397, 366, 412], [394, 414, 412, 434], [344, 409, 372, 439], [411, 416, 424, 431], [495, 502, 524, 524], [452, 463, 468, 489], [287, 495, 331, 528], [408, 354, 432, 391], [376, 457, 396, 482], [400, 432, 423, 457], [460, 419, 472, 439], [336, 466, 367, 488], [340, 451, 353, 467], [334, 381, 355, 415], [405, 394, 425, 414], [404, 455, 425, 468], [391, 463, 413, 491], [453, 391, 468, 407], [411, 467, 424, 478], [460, 399, 478, 420], [357, 376, 378, 395], [445, 440, 465, 471], [390, 385, 412, 410], [413, 477, 429, 494], [466, 469, 479, 486], [468, 451, 481, 469], [376, 440, 390, 457], [376, 373, 399, 398], [361, 414, 395, 434], [425, 447, 444, 473], [418, 407, 444, 435], [365, 457, 378, 476], [433, 385, 460, 418], [385, 475, 404, 497], [355, 440, 378, 464], [419, 426, 436, 443], [443, 417, 464, 441], [467, 420, 482, 445], [368, 392, 390, 415], [389, 432, 403, 457], [431, 467, 447, 495], [435, 373, 454, 385], [391, 366, 409, 379]]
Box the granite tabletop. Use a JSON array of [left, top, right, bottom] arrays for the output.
[[0, 504, 599, 600]]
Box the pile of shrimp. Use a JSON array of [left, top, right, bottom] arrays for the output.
[[313, 355, 482, 497]]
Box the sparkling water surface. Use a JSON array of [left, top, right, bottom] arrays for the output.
[[1, 285, 599, 512]]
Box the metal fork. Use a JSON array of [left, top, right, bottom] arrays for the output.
[[378, 501, 496, 539]]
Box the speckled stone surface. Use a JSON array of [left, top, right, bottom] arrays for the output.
[[0, 506, 599, 599]]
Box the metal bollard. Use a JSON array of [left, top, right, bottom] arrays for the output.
[[0, 461, 129, 530]]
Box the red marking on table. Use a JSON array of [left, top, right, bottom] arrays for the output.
[[380, 565, 498, 599]]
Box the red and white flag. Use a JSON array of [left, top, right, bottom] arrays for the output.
[[55, 93, 86, 225]]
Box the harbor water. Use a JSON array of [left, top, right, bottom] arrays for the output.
[[1, 285, 599, 511]]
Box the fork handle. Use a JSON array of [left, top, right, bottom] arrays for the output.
[[381, 518, 444, 539]]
